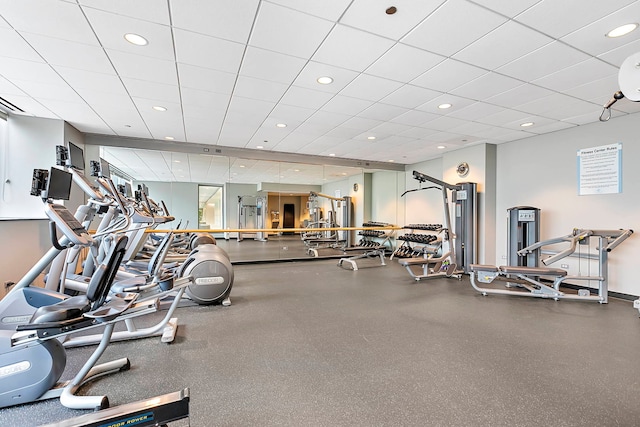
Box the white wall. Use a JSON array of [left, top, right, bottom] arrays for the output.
[[370, 171, 404, 226], [138, 181, 198, 229], [495, 113, 639, 295]]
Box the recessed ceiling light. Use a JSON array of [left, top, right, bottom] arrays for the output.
[[437, 145, 446, 149], [520, 122, 534, 127], [438, 103, 452, 109], [329, 153, 336, 157], [388, 159, 395, 162], [367, 136, 376, 140], [317, 76, 333, 85], [239, 165, 245, 168], [152, 106, 167, 111], [256, 145, 264, 149], [294, 169, 300, 172], [164, 136, 174, 140], [173, 160, 181, 163], [606, 23, 638, 38], [276, 123, 287, 128], [124, 33, 148, 46]]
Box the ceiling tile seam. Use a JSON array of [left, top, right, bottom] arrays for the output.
[[211, 0, 265, 147], [167, 0, 187, 143], [76, 2, 170, 27], [77, 2, 151, 137]]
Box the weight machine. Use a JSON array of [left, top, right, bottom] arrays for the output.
[[397, 171, 477, 280], [302, 192, 353, 256], [237, 195, 267, 242], [470, 228, 633, 303]]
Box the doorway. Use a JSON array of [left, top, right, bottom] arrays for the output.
[[283, 203, 295, 233]]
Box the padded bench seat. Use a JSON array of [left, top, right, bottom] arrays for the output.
[[398, 257, 433, 266], [470, 264, 498, 272], [499, 266, 567, 277]]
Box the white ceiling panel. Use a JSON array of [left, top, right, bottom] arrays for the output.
[[10, 79, 83, 103], [312, 25, 395, 72], [20, 32, 114, 74], [560, 2, 640, 58], [411, 59, 487, 92], [398, 126, 440, 139], [402, 0, 506, 57], [85, 8, 174, 61], [515, 0, 636, 38], [177, 63, 236, 94], [497, 41, 591, 82], [421, 116, 469, 132], [532, 58, 617, 91], [4, 94, 57, 118], [357, 103, 409, 122], [0, 0, 99, 45], [415, 94, 476, 114], [381, 85, 441, 110], [250, 2, 334, 58], [340, 0, 445, 41], [123, 78, 181, 105], [340, 117, 384, 131], [184, 116, 223, 145], [174, 29, 245, 74], [391, 110, 440, 127], [321, 96, 372, 116], [365, 43, 444, 82], [514, 93, 600, 120], [224, 96, 275, 125], [54, 66, 122, 92], [447, 102, 507, 122], [468, 0, 541, 18], [280, 86, 334, 109], [340, 74, 403, 102], [0, 28, 44, 62], [450, 72, 522, 101], [79, 0, 170, 25], [454, 21, 553, 70], [0, 57, 65, 85], [239, 46, 307, 84], [0, 75, 26, 97], [108, 50, 177, 85], [292, 61, 359, 94], [170, 0, 259, 44], [484, 84, 554, 109], [181, 88, 232, 112], [598, 39, 640, 68], [234, 75, 289, 103], [269, 104, 316, 123], [265, 0, 351, 21], [565, 75, 619, 103]]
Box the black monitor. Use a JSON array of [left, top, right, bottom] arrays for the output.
[[68, 142, 84, 170], [99, 158, 111, 178], [47, 167, 73, 200]]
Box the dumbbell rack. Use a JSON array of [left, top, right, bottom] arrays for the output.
[[391, 224, 442, 260], [338, 222, 395, 271]]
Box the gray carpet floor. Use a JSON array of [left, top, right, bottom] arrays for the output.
[[2, 258, 640, 426]]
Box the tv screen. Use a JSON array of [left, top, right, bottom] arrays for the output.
[[68, 142, 84, 170], [47, 167, 72, 200], [99, 158, 111, 177]]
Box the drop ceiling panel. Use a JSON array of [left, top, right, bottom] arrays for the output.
[[292, 61, 359, 93], [532, 58, 617, 91], [402, 0, 507, 57], [324, 126, 365, 139], [467, 0, 541, 18], [484, 84, 554, 108], [11, 79, 84, 103], [316, 95, 372, 116], [514, 93, 598, 119], [340, 0, 445, 41], [181, 87, 231, 112], [398, 126, 440, 139], [266, 0, 351, 21], [415, 94, 476, 114], [225, 96, 275, 124], [54, 67, 122, 92], [515, 0, 636, 39], [0, 28, 43, 62], [0, 75, 25, 97], [174, 29, 245, 74], [250, 2, 334, 58], [365, 43, 445, 82], [381, 85, 441, 109], [269, 104, 316, 123], [312, 25, 395, 72], [170, 0, 259, 44], [108, 50, 178, 85], [341, 117, 384, 131], [450, 72, 522, 101], [565, 75, 618, 103], [357, 103, 409, 121], [239, 46, 307, 84], [21, 33, 114, 74], [0, 0, 99, 45], [177, 63, 236, 94], [85, 8, 174, 61], [184, 116, 223, 145], [560, 2, 640, 58], [497, 41, 591, 82], [4, 94, 57, 118], [280, 86, 334, 109], [79, 0, 170, 24], [447, 102, 507, 121], [453, 21, 553, 70], [598, 39, 640, 68], [233, 75, 289, 102], [391, 110, 440, 127], [411, 59, 487, 92], [340, 74, 404, 102], [123, 78, 181, 105], [0, 57, 66, 85]]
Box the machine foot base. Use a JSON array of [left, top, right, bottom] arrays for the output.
[[161, 317, 178, 343]]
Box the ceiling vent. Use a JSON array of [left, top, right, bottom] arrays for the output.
[[0, 96, 25, 113]]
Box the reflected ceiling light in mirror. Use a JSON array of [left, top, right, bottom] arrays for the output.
[[152, 106, 167, 111], [367, 136, 376, 140], [437, 145, 446, 149], [276, 123, 287, 128], [164, 136, 174, 140], [239, 165, 245, 168], [606, 23, 638, 38], [124, 33, 148, 46], [256, 145, 264, 149], [438, 103, 452, 109], [294, 169, 300, 172], [520, 122, 534, 127], [388, 159, 395, 162], [317, 76, 333, 85], [329, 153, 336, 156]]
